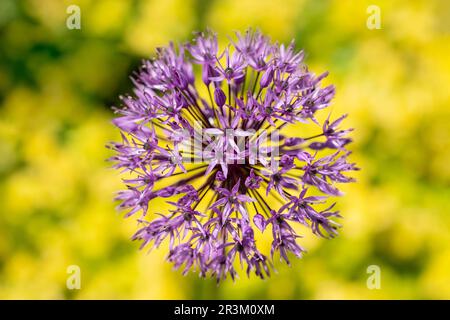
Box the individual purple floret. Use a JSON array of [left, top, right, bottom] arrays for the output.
[[108, 29, 358, 282]]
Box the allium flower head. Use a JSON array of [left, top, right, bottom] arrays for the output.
[[108, 29, 358, 282]]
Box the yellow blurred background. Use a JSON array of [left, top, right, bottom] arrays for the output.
[[0, 0, 449, 299]]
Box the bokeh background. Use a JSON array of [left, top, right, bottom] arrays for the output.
[[0, 0, 449, 299]]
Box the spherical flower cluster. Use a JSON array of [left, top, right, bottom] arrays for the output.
[[109, 29, 358, 282]]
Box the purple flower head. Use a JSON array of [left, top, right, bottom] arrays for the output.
[[109, 29, 358, 282]]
